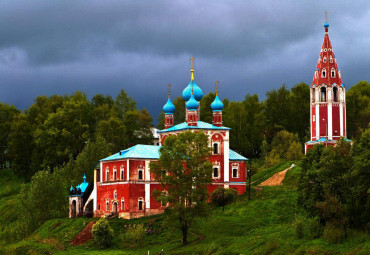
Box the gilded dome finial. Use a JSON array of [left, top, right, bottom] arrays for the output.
[[215, 80, 219, 96], [190, 57, 194, 81], [168, 83, 171, 99]]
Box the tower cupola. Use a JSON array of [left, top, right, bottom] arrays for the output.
[[163, 84, 175, 129], [186, 87, 198, 126], [211, 80, 223, 126]]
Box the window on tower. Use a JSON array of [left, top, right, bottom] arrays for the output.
[[333, 87, 338, 102], [323, 57, 327, 63], [320, 87, 327, 102], [330, 56, 333, 63], [213, 143, 219, 155], [331, 68, 335, 78], [322, 69, 326, 78], [213, 167, 220, 178]]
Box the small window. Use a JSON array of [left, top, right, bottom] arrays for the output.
[[315, 71, 318, 78], [121, 198, 125, 210], [322, 69, 326, 78], [331, 68, 335, 78], [213, 167, 219, 178], [330, 56, 333, 63], [138, 169, 144, 180], [113, 170, 117, 181], [213, 143, 218, 154], [106, 169, 109, 182], [313, 115, 316, 122], [98, 205, 101, 210], [106, 200, 109, 211], [120, 169, 124, 180], [232, 168, 238, 178], [114, 190, 117, 199], [320, 87, 327, 102], [138, 198, 144, 210], [323, 57, 327, 63]]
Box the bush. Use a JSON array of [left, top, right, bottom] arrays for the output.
[[211, 187, 238, 208], [308, 216, 322, 239], [122, 224, 146, 248], [292, 214, 304, 239], [92, 218, 114, 248], [323, 221, 345, 244]]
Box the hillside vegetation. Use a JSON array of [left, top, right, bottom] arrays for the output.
[[1, 162, 369, 254]]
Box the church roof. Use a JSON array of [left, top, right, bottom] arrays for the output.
[[311, 20, 343, 87], [100, 144, 247, 161], [157, 121, 230, 133]]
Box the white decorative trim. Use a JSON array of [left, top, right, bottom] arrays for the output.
[[316, 104, 320, 139], [223, 131, 230, 188], [340, 102, 344, 136], [127, 159, 130, 181], [328, 103, 332, 139], [145, 160, 151, 209]]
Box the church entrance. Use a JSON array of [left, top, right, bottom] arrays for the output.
[[113, 202, 118, 215], [71, 200, 77, 218]]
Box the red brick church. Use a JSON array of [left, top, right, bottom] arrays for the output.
[[69, 59, 248, 219]]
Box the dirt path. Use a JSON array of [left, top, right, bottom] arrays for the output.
[[69, 221, 96, 246], [259, 168, 289, 186]]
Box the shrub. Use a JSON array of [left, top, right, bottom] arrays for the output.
[[308, 216, 322, 239], [92, 218, 114, 248], [211, 187, 238, 208], [122, 224, 146, 248], [323, 221, 345, 244], [292, 214, 304, 239], [264, 150, 281, 167]]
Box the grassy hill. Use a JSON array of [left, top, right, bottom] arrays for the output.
[[1, 162, 369, 254]]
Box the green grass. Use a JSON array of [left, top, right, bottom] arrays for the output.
[[1, 163, 369, 254], [251, 161, 294, 185]]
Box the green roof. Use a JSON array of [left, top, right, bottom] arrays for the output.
[[101, 144, 248, 161]]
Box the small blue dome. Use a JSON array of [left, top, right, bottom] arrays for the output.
[[163, 99, 175, 114], [70, 185, 74, 191], [182, 81, 203, 101], [324, 22, 329, 28], [211, 96, 224, 111], [186, 94, 199, 110]]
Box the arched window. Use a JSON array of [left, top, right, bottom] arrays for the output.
[[120, 166, 124, 180], [212, 166, 220, 179], [322, 69, 326, 78], [213, 143, 219, 154], [113, 166, 117, 181], [232, 167, 239, 178], [320, 87, 327, 102], [330, 55, 333, 63], [106, 199, 109, 211], [312, 88, 315, 102], [323, 57, 327, 63], [138, 169, 144, 180], [105, 167, 109, 182], [138, 197, 144, 210], [333, 87, 338, 102], [121, 198, 125, 210], [114, 190, 117, 199], [331, 68, 335, 78]]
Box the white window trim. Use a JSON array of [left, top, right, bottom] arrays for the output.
[[106, 199, 109, 211], [138, 169, 144, 180], [323, 57, 327, 63], [105, 167, 109, 182], [331, 68, 336, 78], [322, 68, 326, 78], [212, 142, 220, 155], [232, 167, 239, 178], [212, 166, 221, 179], [120, 165, 124, 180], [330, 56, 333, 63], [138, 197, 144, 210], [121, 198, 125, 210]]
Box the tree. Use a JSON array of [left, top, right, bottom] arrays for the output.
[[150, 131, 212, 244], [346, 81, 370, 138], [173, 96, 186, 124], [200, 92, 215, 123], [92, 218, 114, 248], [96, 116, 127, 152], [289, 83, 310, 142], [114, 89, 137, 120], [211, 187, 238, 210], [270, 130, 302, 161]]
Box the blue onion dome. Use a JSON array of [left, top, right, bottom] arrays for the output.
[[186, 94, 199, 110], [324, 21, 329, 28], [163, 99, 175, 114], [211, 96, 224, 111], [182, 81, 203, 101]]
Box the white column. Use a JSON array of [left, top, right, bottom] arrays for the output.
[[340, 102, 344, 137], [328, 103, 332, 139], [145, 160, 150, 209], [223, 131, 230, 188], [316, 104, 320, 139], [126, 159, 130, 181]]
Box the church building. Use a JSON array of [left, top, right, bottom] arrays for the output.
[[69, 59, 248, 219], [305, 15, 349, 153]]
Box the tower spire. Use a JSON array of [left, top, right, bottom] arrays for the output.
[[190, 57, 194, 81], [168, 83, 171, 99], [215, 80, 219, 96]]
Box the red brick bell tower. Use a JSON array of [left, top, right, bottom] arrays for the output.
[[305, 13, 347, 152]]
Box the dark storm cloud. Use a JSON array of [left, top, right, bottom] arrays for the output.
[[0, 0, 369, 119]]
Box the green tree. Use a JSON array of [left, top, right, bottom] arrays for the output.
[[173, 96, 186, 124], [289, 83, 310, 142], [270, 130, 302, 161], [96, 116, 127, 152], [114, 89, 137, 120], [156, 111, 165, 129], [0, 103, 20, 169], [346, 81, 370, 138], [200, 92, 215, 123], [92, 218, 114, 248], [8, 114, 34, 181], [150, 131, 212, 244]]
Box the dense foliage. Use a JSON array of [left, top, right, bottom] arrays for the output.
[[150, 131, 213, 244], [92, 218, 114, 248]]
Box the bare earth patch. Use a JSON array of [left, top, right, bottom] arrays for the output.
[[69, 221, 96, 246], [259, 169, 288, 186]]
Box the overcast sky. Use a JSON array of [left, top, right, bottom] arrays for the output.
[[0, 1, 369, 120]]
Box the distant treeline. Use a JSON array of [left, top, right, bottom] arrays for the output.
[[0, 81, 369, 181]]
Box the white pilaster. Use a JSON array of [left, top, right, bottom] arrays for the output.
[[145, 160, 150, 209], [340, 102, 343, 137], [126, 159, 130, 181], [224, 131, 230, 188], [316, 104, 320, 139], [328, 103, 332, 139]]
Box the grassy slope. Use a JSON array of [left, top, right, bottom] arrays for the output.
[[1, 163, 369, 254]]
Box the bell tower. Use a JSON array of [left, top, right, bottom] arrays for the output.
[[306, 13, 346, 152]]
